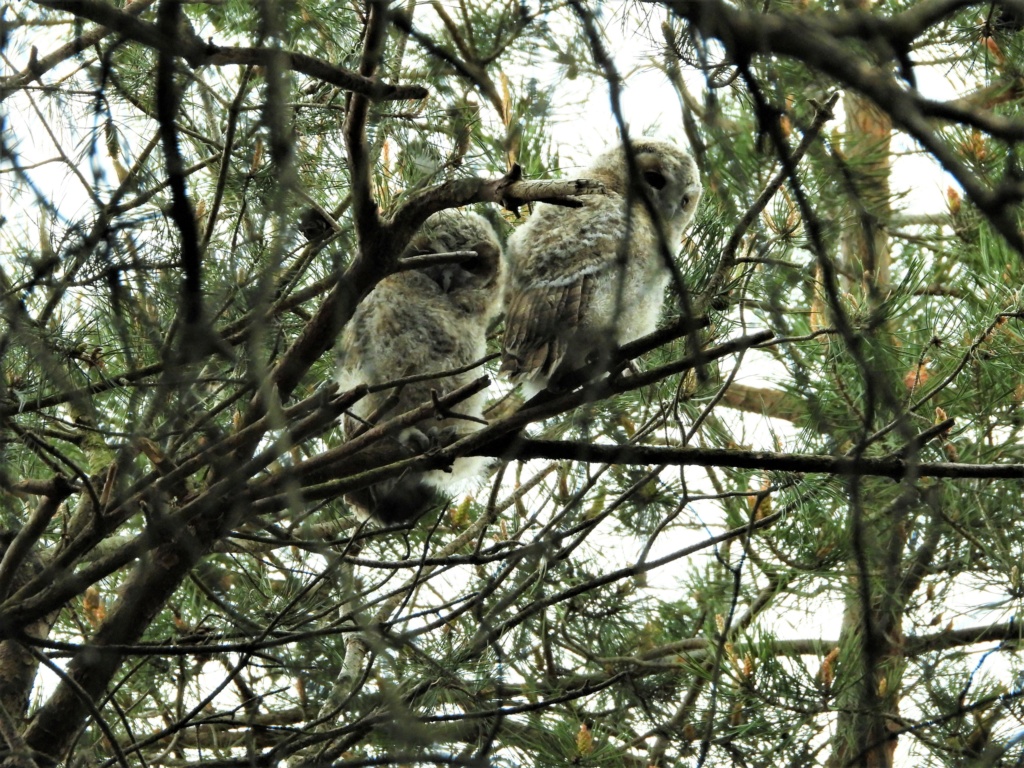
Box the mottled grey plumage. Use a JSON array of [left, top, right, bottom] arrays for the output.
[[501, 139, 702, 393], [336, 210, 503, 524]]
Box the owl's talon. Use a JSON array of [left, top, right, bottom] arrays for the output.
[[397, 427, 432, 454]]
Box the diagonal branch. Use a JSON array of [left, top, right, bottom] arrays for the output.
[[19, 513, 228, 764], [663, 0, 1024, 255], [28, 0, 427, 101], [0, 477, 73, 601], [699, 92, 839, 315], [345, 0, 389, 250], [0, 0, 158, 103], [154, 0, 202, 329]]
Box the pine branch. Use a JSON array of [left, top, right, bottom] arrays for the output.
[[1, 0, 159, 103], [720, 382, 806, 423], [477, 438, 1024, 480], [154, 0, 202, 329], [663, 0, 1024, 254], [28, 0, 428, 101]]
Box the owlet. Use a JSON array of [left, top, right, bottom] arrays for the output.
[[336, 210, 503, 524], [501, 139, 702, 394]]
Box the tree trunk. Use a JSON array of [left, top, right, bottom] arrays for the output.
[[826, 71, 905, 766]]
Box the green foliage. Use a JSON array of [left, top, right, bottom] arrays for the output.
[[3, 1, 1024, 766]]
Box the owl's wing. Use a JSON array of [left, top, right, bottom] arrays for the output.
[[500, 267, 602, 381], [501, 196, 631, 384]]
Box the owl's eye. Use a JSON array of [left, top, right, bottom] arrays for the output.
[[643, 170, 667, 190]]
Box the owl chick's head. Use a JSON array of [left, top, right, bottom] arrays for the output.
[[587, 138, 702, 243], [406, 209, 504, 314]]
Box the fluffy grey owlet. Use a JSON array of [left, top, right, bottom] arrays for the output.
[[500, 139, 702, 394], [336, 210, 503, 524]]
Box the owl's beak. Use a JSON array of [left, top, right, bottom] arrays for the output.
[[439, 265, 455, 293]]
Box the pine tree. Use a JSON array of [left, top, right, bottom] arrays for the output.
[[0, 1, 1023, 766]]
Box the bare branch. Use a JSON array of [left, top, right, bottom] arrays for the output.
[[28, 0, 428, 101], [0, 0, 158, 103], [473, 437, 1024, 480]]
